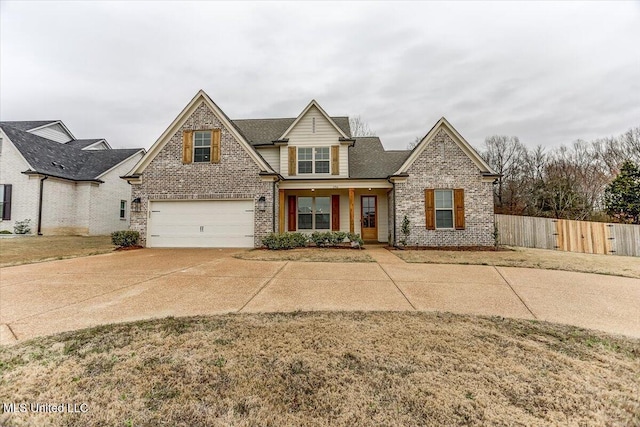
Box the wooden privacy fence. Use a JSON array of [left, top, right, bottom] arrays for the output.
[[495, 214, 640, 257]]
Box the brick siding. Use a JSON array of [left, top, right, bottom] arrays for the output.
[[394, 129, 494, 246], [130, 101, 274, 247]]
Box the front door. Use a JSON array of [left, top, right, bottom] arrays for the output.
[[361, 195, 377, 241]]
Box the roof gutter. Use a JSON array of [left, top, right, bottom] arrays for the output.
[[22, 170, 104, 184]]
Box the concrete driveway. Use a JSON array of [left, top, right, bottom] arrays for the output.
[[1, 248, 639, 344]]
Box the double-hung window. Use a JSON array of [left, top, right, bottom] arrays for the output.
[[435, 190, 454, 229], [297, 147, 330, 174], [120, 200, 127, 219], [193, 131, 212, 162], [297, 196, 330, 230]]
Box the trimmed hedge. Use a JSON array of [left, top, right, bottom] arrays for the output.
[[262, 232, 308, 250], [263, 231, 364, 249], [111, 230, 140, 248]]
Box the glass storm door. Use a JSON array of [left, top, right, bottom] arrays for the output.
[[361, 195, 377, 241]]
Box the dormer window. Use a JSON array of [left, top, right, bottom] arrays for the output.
[[298, 147, 330, 174]]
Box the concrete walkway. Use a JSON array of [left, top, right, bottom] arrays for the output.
[[1, 248, 639, 344]]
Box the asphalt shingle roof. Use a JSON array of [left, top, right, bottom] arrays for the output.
[[232, 117, 351, 145], [348, 137, 411, 178], [0, 121, 59, 132], [1, 122, 141, 181], [64, 139, 104, 149]]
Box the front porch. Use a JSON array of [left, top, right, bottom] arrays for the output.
[[277, 186, 391, 243]]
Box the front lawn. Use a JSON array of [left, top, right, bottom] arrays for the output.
[[0, 236, 114, 267], [0, 312, 637, 426], [394, 246, 640, 279]]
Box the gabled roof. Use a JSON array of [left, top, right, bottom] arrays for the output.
[[232, 117, 351, 146], [0, 120, 59, 132], [278, 100, 350, 140], [0, 122, 143, 182], [394, 117, 498, 176], [64, 139, 111, 150], [348, 137, 411, 179], [128, 90, 273, 176]]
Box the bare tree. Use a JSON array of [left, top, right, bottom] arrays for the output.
[[407, 136, 421, 150], [349, 116, 376, 137], [481, 135, 527, 214]]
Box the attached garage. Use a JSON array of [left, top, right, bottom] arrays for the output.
[[147, 200, 254, 248]]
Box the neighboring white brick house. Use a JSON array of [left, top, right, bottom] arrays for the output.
[[0, 121, 144, 235], [124, 90, 499, 248]]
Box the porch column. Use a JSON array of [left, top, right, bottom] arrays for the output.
[[278, 189, 285, 233], [349, 188, 355, 233]]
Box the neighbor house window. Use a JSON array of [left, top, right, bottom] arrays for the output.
[[193, 131, 212, 162], [297, 147, 330, 174], [0, 184, 11, 220], [120, 200, 126, 219], [435, 190, 454, 228], [297, 196, 330, 230]]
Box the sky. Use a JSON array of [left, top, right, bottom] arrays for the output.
[[1, 1, 639, 151]]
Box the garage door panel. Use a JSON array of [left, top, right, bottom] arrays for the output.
[[148, 200, 254, 248]]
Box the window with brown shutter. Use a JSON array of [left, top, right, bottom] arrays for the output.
[[288, 147, 297, 176], [182, 130, 193, 164], [331, 145, 339, 175], [454, 188, 465, 230], [424, 189, 435, 230], [211, 129, 221, 163]]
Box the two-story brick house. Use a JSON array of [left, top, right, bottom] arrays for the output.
[[123, 90, 499, 247]]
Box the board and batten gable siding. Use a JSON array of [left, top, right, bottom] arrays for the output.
[[279, 105, 348, 178], [130, 101, 273, 247], [0, 134, 41, 233], [30, 123, 73, 143], [256, 147, 280, 172], [394, 128, 494, 246]]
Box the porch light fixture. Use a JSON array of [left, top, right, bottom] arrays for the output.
[[132, 197, 142, 212], [258, 196, 266, 212]]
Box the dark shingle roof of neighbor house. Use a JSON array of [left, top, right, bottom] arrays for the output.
[[232, 117, 352, 145], [348, 137, 411, 178], [0, 122, 142, 182], [64, 139, 104, 149], [0, 120, 60, 132]]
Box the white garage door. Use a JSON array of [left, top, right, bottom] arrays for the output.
[[148, 200, 254, 248]]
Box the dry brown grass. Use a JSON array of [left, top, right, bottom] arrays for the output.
[[1, 312, 638, 426], [394, 246, 640, 279], [0, 236, 114, 267], [235, 247, 374, 263]]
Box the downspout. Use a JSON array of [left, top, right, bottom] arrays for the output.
[[37, 176, 48, 235]]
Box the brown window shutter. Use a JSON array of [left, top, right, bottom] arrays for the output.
[[331, 194, 340, 230], [288, 147, 297, 176], [2, 184, 12, 220], [454, 188, 465, 230], [425, 189, 435, 230], [182, 130, 193, 164], [331, 145, 339, 175], [287, 196, 297, 231], [211, 129, 221, 163]]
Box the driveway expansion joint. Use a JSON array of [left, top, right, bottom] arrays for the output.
[[494, 266, 537, 320], [377, 263, 417, 310], [238, 261, 289, 313]]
